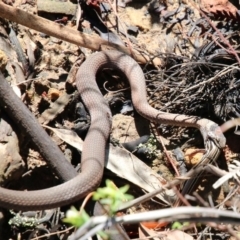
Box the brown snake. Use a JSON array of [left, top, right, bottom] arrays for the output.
[[0, 50, 226, 210]]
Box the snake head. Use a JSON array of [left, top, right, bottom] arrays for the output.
[[201, 122, 226, 150]]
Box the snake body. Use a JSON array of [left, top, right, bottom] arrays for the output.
[[0, 50, 225, 210]]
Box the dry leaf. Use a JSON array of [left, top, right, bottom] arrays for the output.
[[200, 0, 238, 18], [139, 223, 193, 240], [43, 126, 176, 205]]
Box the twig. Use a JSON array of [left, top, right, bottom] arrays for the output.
[[117, 164, 226, 212], [189, 0, 240, 65], [80, 192, 95, 213], [30, 226, 74, 240], [105, 0, 133, 55], [72, 206, 240, 240], [155, 129, 180, 177], [221, 118, 240, 133], [0, 2, 149, 64], [199, 9, 240, 65], [182, 64, 237, 93]]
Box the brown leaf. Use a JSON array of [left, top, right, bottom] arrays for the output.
[[141, 222, 168, 230], [139, 223, 194, 240], [200, 0, 238, 18]]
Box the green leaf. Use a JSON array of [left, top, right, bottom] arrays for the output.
[[63, 207, 90, 227], [92, 180, 133, 215], [171, 221, 183, 229], [171, 221, 190, 229]]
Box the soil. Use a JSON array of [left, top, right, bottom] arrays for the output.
[[0, 0, 240, 239]]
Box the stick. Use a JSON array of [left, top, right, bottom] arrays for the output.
[[0, 2, 149, 64]]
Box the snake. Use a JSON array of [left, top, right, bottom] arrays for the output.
[[0, 50, 226, 210]]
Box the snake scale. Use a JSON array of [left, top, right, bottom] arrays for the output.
[[0, 50, 226, 210]]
